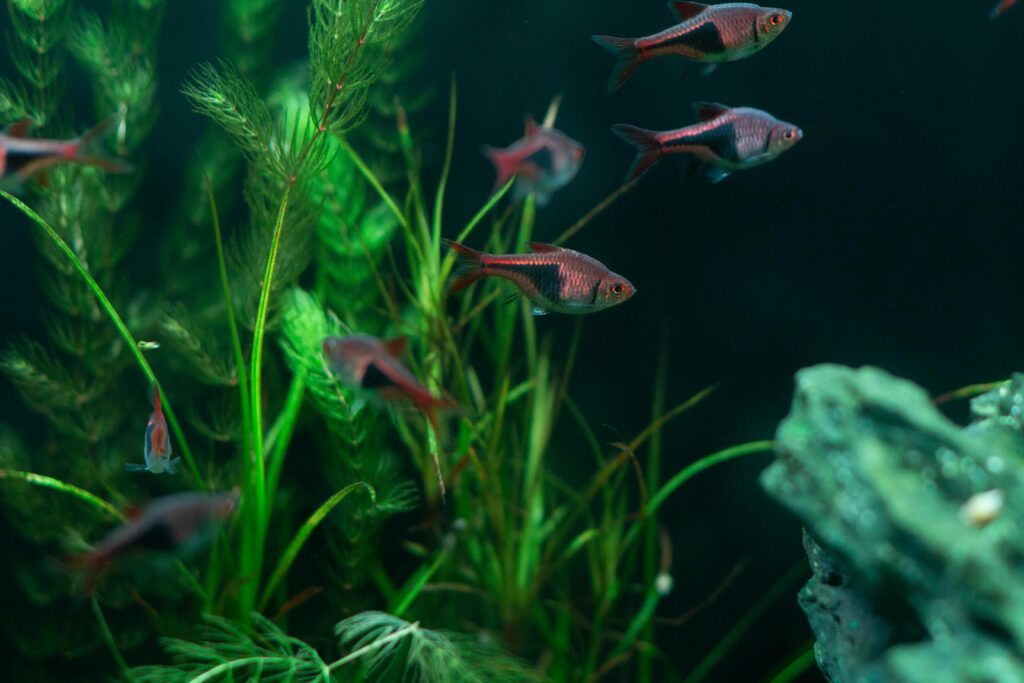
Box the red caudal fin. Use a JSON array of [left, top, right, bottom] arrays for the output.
[[611, 124, 666, 182], [481, 145, 517, 193], [67, 117, 133, 173], [443, 240, 486, 295], [591, 35, 644, 93]]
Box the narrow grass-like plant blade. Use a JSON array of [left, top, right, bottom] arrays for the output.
[[259, 482, 376, 610]]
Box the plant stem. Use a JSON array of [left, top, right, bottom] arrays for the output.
[[0, 190, 204, 488], [327, 621, 421, 672], [91, 597, 132, 681], [242, 184, 292, 618]]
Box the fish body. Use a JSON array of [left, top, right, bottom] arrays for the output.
[[66, 490, 239, 585], [593, 2, 792, 92], [991, 0, 1018, 16], [445, 240, 635, 315], [126, 387, 179, 474], [322, 335, 458, 434], [0, 117, 129, 188], [612, 102, 802, 183], [483, 115, 585, 206]]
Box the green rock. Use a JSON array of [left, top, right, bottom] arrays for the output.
[[761, 365, 1024, 683]]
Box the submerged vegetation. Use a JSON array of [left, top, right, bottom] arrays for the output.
[[0, 0, 786, 681]]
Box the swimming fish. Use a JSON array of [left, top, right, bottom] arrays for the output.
[[612, 102, 802, 184], [0, 117, 130, 188], [445, 240, 635, 316], [125, 387, 179, 475], [592, 2, 792, 92], [65, 489, 239, 589], [482, 115, 585, 206], [991, 0, 1018, 17], [322, 335, 458, 435]]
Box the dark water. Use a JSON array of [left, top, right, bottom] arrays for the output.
[[0, 1, 1022, 681]]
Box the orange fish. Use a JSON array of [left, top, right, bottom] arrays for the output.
[[125, 387, 178, 474], [322, 335, 458, 436], [445, 240, 635, 316], [65, 489, 239, 591], [991, 0, 1017, 16]]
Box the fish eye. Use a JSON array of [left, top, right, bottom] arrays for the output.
[[769, 13, 785, 26], [783, 130, 794, 140], [611, 282, 625, 295]]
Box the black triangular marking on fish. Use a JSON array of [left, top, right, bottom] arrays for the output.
[[5, 149, 45, 175], [362, 361, 395, 390], [662, 122, 738, 163], [487, 262, 563, 302], [589, 279, 601, 305], [522, 145, 554, 174], [660, 21, 726, 56], [133, 520, 181, 553]]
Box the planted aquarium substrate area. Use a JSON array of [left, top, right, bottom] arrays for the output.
[[0, 1, 1022, 681]]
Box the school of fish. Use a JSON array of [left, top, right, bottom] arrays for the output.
[[12, 1, 1009, 585]]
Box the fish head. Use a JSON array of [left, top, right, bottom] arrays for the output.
[[213, 488, 241, 520], [767, 120, 803, 156], [756, 8, 792, 42], [598, 273, 636, 309], [322, 335, 378, 386]]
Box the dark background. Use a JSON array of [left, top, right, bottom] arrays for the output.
[[2, 1, 1023, 680]]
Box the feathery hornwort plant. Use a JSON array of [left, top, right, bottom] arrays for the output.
[[0, 0, 783, 680]]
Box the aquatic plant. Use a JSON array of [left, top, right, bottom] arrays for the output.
[[0, 1, 785, 681]]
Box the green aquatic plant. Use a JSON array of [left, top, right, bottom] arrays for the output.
[[0, 1, 789, 681]]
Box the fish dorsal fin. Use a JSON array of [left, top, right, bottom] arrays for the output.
[[527, 242, 561, 253], [4, 118, 34, 138], [693, 101, 730, 122], [382, 336, 408, 358], [524, 114, 540, 136], [668, 1, 708, 21]]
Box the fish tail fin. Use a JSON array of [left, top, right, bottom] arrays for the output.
[[60, 551, 107, 595], [443, 239, 486, 295], [67, 117, 133, 173], [591, 35, 644, 92], [481, 145, 516, 193], [611, 124, 666, 182]]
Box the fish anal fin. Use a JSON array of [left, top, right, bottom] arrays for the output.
[[5, 118, 34, 138], [705, 166, 732, 183], [531, 307, 550, 317], [382, 336, 407, 358], [527, 242, 561, 253], [668, 1, 708, 21], [693, 101, 730, 122]]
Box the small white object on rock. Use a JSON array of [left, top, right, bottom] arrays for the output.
[[960, 489, 1006, 527]]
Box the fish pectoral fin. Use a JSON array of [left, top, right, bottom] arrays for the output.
[[167, 457, 181, 474], [704, 166, 732, 183], [531, 306, 550, 316], [700, 64, 719, 77], [124, 463, 148, 472]]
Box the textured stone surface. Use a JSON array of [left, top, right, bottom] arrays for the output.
[[762, 366, 1024, 683]]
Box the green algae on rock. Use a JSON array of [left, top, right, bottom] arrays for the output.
[[762, 366, 1024, 683]]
